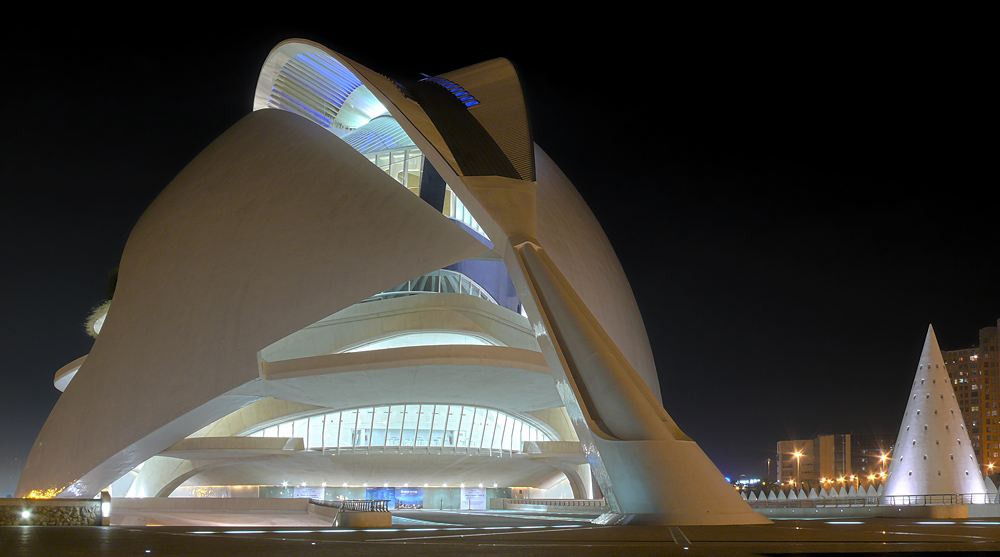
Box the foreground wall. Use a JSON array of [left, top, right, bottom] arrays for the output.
[[0, 498, 104, 526]]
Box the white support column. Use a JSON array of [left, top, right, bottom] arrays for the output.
[[507, 240, 769, 525]]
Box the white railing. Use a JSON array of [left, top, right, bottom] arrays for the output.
[[747, 493, 993, 508], [502, 498, 608, 508]]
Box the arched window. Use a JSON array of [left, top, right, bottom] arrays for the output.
[[245, 404, 555, 456]]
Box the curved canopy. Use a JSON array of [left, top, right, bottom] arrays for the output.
[[342, 115, 415, 154]]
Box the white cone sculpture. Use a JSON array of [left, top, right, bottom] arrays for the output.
[[883, 325, 988, 501]]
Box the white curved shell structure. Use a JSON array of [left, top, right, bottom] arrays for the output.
[[18, 40, 765, 525]]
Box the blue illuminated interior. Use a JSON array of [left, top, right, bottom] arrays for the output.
[[419, 74, 481, 107]]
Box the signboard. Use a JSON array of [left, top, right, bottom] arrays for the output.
[[396, 487, 424, 509], [294, 486, 323, 499], [461, 487, 486, 510], [366, 486, 397, 509]]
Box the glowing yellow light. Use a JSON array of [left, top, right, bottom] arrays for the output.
[[26, 488, 62, 499]]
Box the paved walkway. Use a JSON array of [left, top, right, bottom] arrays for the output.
[[5, 510, 1000, 555]]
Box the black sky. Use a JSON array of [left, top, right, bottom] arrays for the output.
[[1, 14, 996, 494]]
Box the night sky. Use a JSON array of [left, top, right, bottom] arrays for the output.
[[2, 15, 996, 495]]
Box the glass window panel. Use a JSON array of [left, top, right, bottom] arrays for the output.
[[416, 405, 433, 447], [443, 406, 460, 447], [324, 413, 340, 448], [429, 404, 447, 446], [293, 418, 308, 440], [249, 406, 546, 453], [484, 410, 499, 450], [501, 415, 515, 451], [443, 188, 453, 218], [440, 271, 459, 294], [371, 406, 390, 446], [407, 151, 422, 170], [308, 417, 323, 449], [458, 406, 475, 448], [387, 405, 405, 446], [491, 413, 505, 450], [390, 151, 405, 185], [340, 409, 357, 448], [469, 408, 485, 449], [402, 404, 420, 445], [356, 407, 374, 446]]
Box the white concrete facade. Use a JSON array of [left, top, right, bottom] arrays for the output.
[[19, 40, 764, 525]]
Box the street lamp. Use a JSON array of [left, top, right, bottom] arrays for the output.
[[793, 451, 803, 489]]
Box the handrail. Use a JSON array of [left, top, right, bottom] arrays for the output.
[[340, 499, 391, 512], [309, 498, 342, 509], [746, 492, 992, 508], [503, 498, 608, 508], [881, 493, 991, 506], [362, 269, 498, 306]]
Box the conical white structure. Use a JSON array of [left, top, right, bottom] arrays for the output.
[[883, 325, 988, 498]]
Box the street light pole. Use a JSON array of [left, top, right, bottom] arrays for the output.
[[794, 451, 803, 490]]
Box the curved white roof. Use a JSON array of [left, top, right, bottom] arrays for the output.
[[20, 41, 761, 526]]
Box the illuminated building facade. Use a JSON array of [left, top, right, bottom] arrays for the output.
[[17, 40, 765, 525], [777, 434, 851, 488], [851, 432, 894, 482], [943, 319, 1000, 470]]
